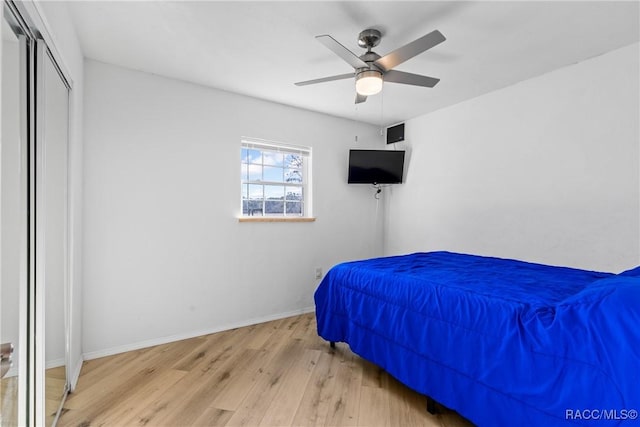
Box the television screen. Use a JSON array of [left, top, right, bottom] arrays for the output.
[[348, 150, 405, 184], [386, 123, 405, 144]]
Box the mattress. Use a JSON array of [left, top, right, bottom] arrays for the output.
[[314, 251, 640, 426]]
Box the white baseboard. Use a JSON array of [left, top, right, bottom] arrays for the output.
[[83, 306, 316, 361], [45, 357, 66, 370]]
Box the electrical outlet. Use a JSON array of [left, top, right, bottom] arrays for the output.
[[315, 267, 323, 280]]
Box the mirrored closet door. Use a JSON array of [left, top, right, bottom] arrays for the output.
[[36, 40, 70, 426], [1, 9, 28, 427], [1, 2, 72, 425]]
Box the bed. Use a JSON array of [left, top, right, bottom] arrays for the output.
[[314, 251, 640, 426]]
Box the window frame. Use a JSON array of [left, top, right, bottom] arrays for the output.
[[240, 138, 313, 220]]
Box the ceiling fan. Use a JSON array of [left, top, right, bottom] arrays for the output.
[[295, 28, 446, 104]]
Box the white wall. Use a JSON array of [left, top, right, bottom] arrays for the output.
[[82, 60, 384, 357], [385, 43, 640, 273]]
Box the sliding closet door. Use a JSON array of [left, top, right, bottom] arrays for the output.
[[2, 5, 72, 426], [1, 11, 29, 427], [35, 40, 69, 427]]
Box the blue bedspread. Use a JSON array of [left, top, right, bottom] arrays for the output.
[[314, 251, 640, 426]]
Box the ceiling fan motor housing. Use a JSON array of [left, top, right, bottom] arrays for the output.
[[360, 50, 382, 66]]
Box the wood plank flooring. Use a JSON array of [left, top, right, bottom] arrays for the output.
[[58, 313, 474, 427]]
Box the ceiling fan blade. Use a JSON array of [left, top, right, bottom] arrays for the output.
[[374, 30, 446, 72], [355, 93, 367, 104], [316, 35, 368, 69], [295, 73, 354, 86], [384, 70, 440, 88]]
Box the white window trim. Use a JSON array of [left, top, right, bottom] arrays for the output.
[[240, 137, 313, 220]]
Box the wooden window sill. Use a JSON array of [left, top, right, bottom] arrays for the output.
[[238, 217, 316, 223]]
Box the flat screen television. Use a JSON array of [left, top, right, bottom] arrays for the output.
[[348, 150, 405, 184]]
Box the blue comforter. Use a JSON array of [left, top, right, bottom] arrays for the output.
[[314, 251, 640, 426]]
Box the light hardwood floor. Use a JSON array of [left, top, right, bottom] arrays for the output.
[[58, 313, 474, 427]]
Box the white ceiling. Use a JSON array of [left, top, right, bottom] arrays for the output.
[[67, 1, 639, 126]]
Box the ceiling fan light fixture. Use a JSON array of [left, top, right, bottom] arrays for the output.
[[355, 70, 383, 96]]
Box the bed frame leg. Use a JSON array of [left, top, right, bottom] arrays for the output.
[[329, 341, 336, 349], [426, 396, 438, 415]]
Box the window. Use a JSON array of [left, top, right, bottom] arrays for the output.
[[241, 138, 312, 218]]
